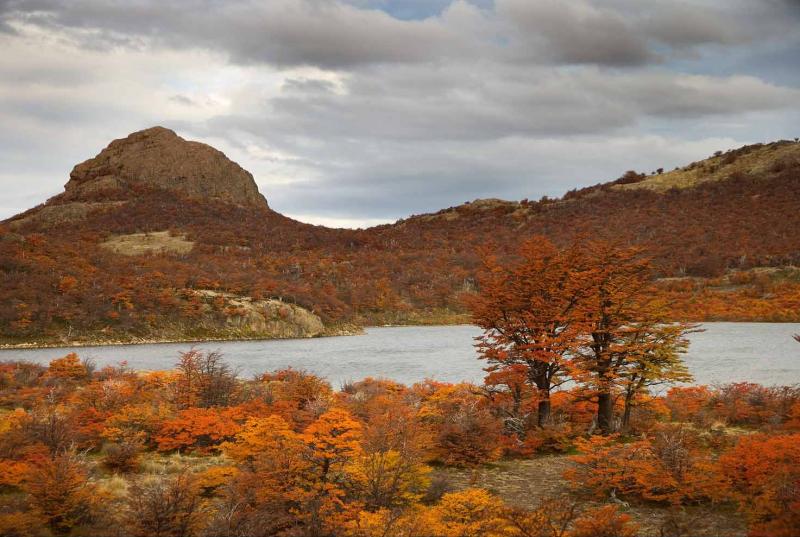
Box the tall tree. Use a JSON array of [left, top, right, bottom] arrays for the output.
[[573, 242, 692, 434], [465, 237, 593, 427]]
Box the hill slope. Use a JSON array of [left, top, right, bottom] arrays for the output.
[[2, 129, 799, 345]]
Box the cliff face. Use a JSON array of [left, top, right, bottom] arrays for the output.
[[63, 126, 268, 209]]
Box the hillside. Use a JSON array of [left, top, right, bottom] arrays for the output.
[[2, 129, 800, 345]]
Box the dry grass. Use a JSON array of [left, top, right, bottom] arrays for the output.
[[616, 141, 800, 193], [100, 230, 194, 256], [137, 452, 229, 475]]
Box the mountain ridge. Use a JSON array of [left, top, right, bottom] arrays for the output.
[[5, 126, 800, 231]]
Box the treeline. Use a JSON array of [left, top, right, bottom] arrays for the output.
[[1, 351, 799, 536]]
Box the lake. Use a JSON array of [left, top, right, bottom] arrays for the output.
[[1, 323, 799, 388]]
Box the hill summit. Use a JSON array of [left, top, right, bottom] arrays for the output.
[[63, 126, 268, 209]]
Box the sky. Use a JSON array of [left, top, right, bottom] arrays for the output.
[[1, 0, 799, 228]]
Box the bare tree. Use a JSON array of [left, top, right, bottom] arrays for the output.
[[175, 349, 238, 408], [125, 472, 205, 537]]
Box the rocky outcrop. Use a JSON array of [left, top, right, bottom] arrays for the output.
[[63, 126, 268, 208], [191, 290, 325, 338], [7, 201, 126, 229]]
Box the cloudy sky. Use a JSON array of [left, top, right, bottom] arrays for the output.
[[1, 0, 799, 227]]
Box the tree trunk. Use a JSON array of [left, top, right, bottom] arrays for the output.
[[537, 398, 551, 427], [597, 391, 614, 434], [622, 392, 633, 431]]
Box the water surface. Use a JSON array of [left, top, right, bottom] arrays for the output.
[[1, 323, 798, 387]]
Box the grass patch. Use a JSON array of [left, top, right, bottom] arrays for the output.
[[100, 230, 194, 256]]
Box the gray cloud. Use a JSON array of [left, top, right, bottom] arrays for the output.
[[2, 0, 472, 68], [0, 0, 783, 68], [643, 7, 743, 48], [211, 66, 798, 146], [0, 0, 798, 226], [498, 0, 653, 65]]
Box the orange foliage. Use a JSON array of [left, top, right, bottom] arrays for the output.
[[417, 381, 502, 466], [24, 450, 98, 535], [567, 426, 723, 505], [465, 237, 593, 429], [45, 353, 87, 380], [2, 348, 800, 536], [568, 505, 638, 537], [719, 433, 800, 537], [223, 414, 303, 465], [4, 145, 800, 347], [666, 386, 713, 423], [155, 407, 242, 453], [426, 488, 509, 537]]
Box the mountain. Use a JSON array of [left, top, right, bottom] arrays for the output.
[[2, 128, 800, 346], [65, 126, 268, 208], [9, 127, 268, 230]]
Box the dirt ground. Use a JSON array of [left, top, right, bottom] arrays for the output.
[[434, 455, 746, 537]]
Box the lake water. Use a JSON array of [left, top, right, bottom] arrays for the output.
[[1, 323, 799, 388]]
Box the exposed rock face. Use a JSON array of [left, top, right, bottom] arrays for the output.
[[8, 201, 126, 229], [63, 126, 268, 208], [192, 290, 325, 339]]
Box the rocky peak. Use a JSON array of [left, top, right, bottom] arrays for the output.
[[63, 126, 268, 208]]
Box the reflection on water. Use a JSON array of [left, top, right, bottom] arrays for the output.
[[1, 323, 799, 388]]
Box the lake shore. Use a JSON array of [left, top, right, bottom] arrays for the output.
[[1, 316, 798, 351], [4, 317, 798, 351], [0, 325, 364, 350]]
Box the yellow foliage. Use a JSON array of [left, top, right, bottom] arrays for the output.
[[348, 450, 431, 508], [222, 414, 304, 464], [196, 465, 240, 496], [427, 488, 510, 537]]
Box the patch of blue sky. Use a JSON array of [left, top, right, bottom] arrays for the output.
[[344, 0, 494, 20]]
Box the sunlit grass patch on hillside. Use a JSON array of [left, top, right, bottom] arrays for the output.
[[100, 230, 194, 256]]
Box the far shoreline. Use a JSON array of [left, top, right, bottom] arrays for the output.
[[0, 327, 363, 351], [1, 320, 799, 352]]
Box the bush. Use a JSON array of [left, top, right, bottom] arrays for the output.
[[102, 439, 142, 473], [569, 505, 638, 537]]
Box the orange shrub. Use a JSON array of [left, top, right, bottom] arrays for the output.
[[719, 433, 800, 536], [666, 386, 712, 424], [155, 407, 242, 453], [569, 505, 638, 537], [45, 353, 87, 381], [416, 382, 502, 466], [567, 426, 723, 505], [426, 488, 508, 537]]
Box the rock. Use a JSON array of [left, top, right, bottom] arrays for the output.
[[193, 290, 325, 338], [64, 126, 268, 208], [8, 201, 126, 229]]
